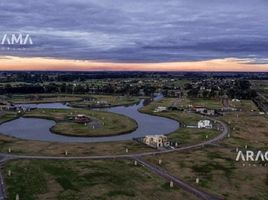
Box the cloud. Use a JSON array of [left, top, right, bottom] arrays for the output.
[[1, 56, 268, 72], [0, 0, 268, 63]]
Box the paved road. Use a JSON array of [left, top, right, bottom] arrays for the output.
[[0, 118, 228, 200], [135, 157, 223, 200], [4, 118, 228, 161]]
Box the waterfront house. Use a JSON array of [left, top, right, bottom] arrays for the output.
[[143, 135, 169, 148], [75, 114, 91, 123], [154, 106, 168, 113], [198, 120, 212, 129]]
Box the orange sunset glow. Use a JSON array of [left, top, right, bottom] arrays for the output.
[[0, 56, 268, 72]]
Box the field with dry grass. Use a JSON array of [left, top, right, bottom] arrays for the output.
[[144, 98, 268, 200], [3, 159, 198, 200]]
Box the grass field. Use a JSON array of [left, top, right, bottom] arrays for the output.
[[144, 148, 268, 200], [189, 98, 223, 109], [3, 159, 198, 200], [23, 108, 137, 137], [6, 94, 83, 104], [0, 133, 155, 156], [140, 97, 203, 125], [143, 98, 268, 200], [219, 112, 268, 149], [140, 97, 219, 145], [251, 80, 268, 93], [168, 128, 218, 145], [0, 111, 18, 124], [70, 95, 140, 108], [2, 94, 140, 107]]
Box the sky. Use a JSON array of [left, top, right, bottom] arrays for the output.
[[0, 0, 268, 71]]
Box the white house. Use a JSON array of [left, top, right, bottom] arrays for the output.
[[198, 120, 212, 129], [143, 135, 169, 148], [154, 106, 167, 113]]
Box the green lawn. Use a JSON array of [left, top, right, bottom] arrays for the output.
[[70, 95, 140, 108], [7, 94, 82, 104], [0, 111, 18, 124], [139, 97, 220, 145], [168, 128, 218, 145], [139, 97, 203, 126], [24, 108, 137, 137], [3, 94, 139, 107], [189, 98, 223, 109]]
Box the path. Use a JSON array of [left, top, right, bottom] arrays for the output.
[[135, 157, 223, 200]]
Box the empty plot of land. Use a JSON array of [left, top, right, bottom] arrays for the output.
[[3, 159, 198, 200]]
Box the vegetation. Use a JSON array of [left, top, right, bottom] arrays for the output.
[[24, 108, 137, 137], [186, 79, 257, 99], [1, 93, 139, 107], [140, 97, 203, 125], [140, 97, 220, 145], [70, 95, 140, 108], [144, 98, 268, 200], [0, 111, 18, 124], [0, 133, 154, 156], [3, 160, 198, 200], [7, 94, 82, 104], [168, 128, 218, 145]]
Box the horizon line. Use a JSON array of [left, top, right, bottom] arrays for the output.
[[0, 56, 268, 72]]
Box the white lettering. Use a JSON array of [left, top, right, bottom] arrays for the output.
[[23, 34, 33, 45], [246, 151, 254, 161], [11, 34, 23, 44], [255, 151, 265, 161], [236, 151, 245, 161], [265, 151, 268, 161], [1, 33, 33, 46], [1, 34, 10, 45]]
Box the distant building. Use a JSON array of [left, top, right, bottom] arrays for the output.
[[193, 106, 206, 113], [220, 107, 237, 112], [74, 114, 91, 123], [154, 106, 167, 113], [193, 106, 216, 116], [232, 99, 241, 102], [203, 109, 215, 116], [198, 120, 212, 129], [143, 135, 170, 148]]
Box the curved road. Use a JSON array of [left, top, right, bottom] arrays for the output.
[[0, 118, 228, 200]]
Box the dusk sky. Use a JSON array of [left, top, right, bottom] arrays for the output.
[[0, 0, 268, 71]]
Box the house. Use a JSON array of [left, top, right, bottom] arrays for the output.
[[154, 106, 167, 113], [232, 99, 240, 102], [74, 114, 91, 123], [193, 106, 206, 113], [96, 100, 108, 105], [143, 135, 170, 148], [220, 107, 237, 112], [198, 120, 212, 129], [203, 109, 216, 116], [192, 106, 216, 116]]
